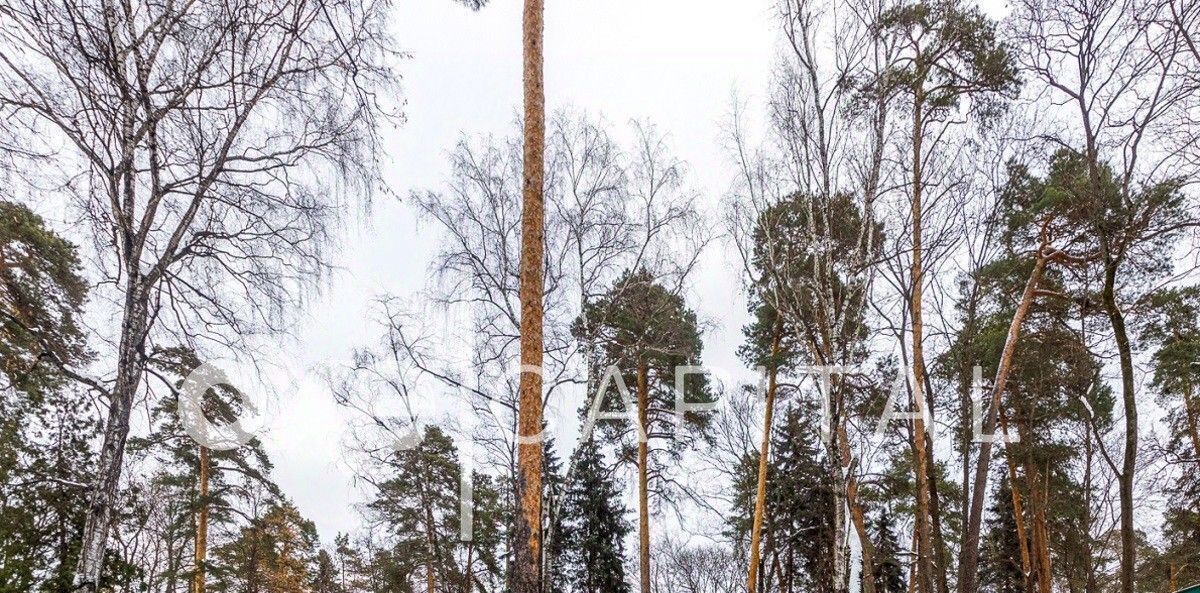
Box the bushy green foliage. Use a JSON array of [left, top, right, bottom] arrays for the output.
[[553, 438, 631, 593], [0, 200, 89, 396], [574, 267, 714, 480]]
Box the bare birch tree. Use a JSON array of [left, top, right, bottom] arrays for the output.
[[726, 0, 897, 589], [0, 0, 396, 587]]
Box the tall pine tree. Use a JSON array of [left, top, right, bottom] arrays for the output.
[[574, 267, 713, 593], [0, 200, 94, 593]]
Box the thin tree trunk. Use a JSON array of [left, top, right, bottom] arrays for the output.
[[513, 0, 546, 590], [1019, 417, 1052, 593], [748, 324, 782, 593], [1083, 423, 1098, 593], [960, 293, 980, 544], [637, 360, 651, 593], [192, 446, 210, 593], [924, 433, 950, 593], [908, 88, 935, 593], [75, 280, 150, 591], [1183, 381, 1200, 457], [465, 543, 474, 593], [958, 250, 1048, 593], [1101, 257, 1137, 593], [1006, 455, 1033, 585], [907, 525, 919, 593], [1000, 409, 1033, 589], [833, 455, 848, 593], [426, 554, 436, 593]]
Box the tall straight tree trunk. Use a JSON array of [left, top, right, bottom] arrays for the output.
[[747, 324, 782, 593], [75, 279, 150, 591], [832, 458, 848, 593], [959, 292, 981, 542], [637, 360, 652, 593], [1183, 382, 1200, 457], [1101, 257, 1137, 593], [908, 89, 935, 593], [193, 446, 210, 593], [465, 544, 475, 593], [917, 366, 951, 593], [513, 0, 546, 590], [958, 249, 1048, 593]]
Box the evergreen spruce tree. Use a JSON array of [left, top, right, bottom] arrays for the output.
[[725, 399, 891, 593], [312, 550, 342, 593], [556, 437, 631, 593], [870, 511, 905, 593], [745, 406, 837, 592], [979, 476, 1025, 593], [543, 438, 565, 593]]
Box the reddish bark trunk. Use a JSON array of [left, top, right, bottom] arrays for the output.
[[193, 446, 210, 593], [747, 325, 782, 593], [512, 0, 546, 590], [909, 88, 935, 593], [1000, 410, 1032, 585]]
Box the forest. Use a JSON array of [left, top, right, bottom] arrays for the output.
[[1, 0, 1199, 592]]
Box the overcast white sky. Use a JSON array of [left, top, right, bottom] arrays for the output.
[[262, 0, 782, 541]]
